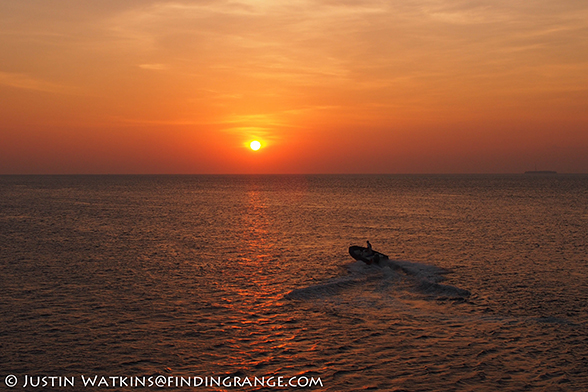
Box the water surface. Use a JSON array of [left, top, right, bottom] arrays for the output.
[[1, 175, 587, 391]]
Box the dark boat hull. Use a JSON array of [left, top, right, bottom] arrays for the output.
[[349, 245, 389, 265]]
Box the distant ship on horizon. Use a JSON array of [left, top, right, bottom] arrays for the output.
[[524, 170, 557, 174], [525, 165, 557, 174]]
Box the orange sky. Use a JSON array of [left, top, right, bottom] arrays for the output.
[[1, 1, 587, 174]]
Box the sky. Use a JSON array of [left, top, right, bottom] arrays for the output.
[[1, 0, 587, 174]]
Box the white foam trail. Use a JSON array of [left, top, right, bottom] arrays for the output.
[[285, 259, 470, 301]]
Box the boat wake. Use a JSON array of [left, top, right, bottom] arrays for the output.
[[285, 258, 470, 303]]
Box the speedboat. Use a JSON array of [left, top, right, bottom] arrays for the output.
[[349, 245, 389, 265]]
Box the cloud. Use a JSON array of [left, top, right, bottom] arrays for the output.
[[2, 0, 588, 123], [0, 71, 71, 94], [138, 63, 167, 70]]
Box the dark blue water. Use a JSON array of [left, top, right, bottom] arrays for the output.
[[1, 175, 587, 391]]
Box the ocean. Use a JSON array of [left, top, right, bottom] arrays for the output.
[[1, 174, 587, 391]]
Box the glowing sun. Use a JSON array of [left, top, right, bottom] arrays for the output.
[[250, 140, 261, 151]]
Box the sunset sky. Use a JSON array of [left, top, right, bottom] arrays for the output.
[[1, 0, 587, 174]]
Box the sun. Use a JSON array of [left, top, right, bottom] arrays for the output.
[[250, 140, 261, 151]]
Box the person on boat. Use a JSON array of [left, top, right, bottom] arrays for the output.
[[364, 240, 374, 260], [366, 240, 383, 264]]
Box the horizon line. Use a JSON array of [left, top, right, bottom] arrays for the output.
[[1, 172, 583, 176]]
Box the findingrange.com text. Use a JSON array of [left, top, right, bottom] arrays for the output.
[[3, 374, 324, 389]]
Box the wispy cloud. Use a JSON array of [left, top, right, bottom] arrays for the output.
[[138, 63, 167, 70], [0, 71, 71, 94]]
